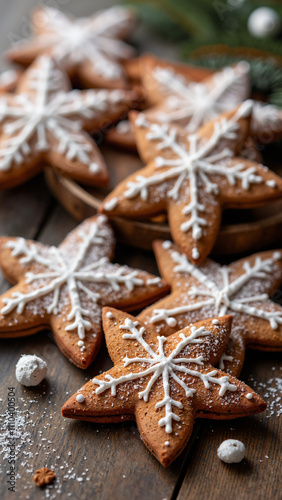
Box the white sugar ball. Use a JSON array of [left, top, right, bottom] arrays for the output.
[[15, 354, 47, 387], [76, 394, 85, 403], [248, 8, 281, 38], [217, 439, 246, 464]]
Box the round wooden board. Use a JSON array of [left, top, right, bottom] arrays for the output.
[[45, 145, 282, 256]]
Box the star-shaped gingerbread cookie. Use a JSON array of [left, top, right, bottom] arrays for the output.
[[0, 216, 169, 369], [6, 6, 135, 89], [142, 55, 282, 145], [138, 240, 282, 376], [141, 55, 250, 133], [0, 55, 140, 189], [100, 103, 282, 263], [62, 308, 266, 467]]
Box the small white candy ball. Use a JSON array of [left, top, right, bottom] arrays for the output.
[[248, 7, 281, 38], [15, 355, 47, 387], [217, 439, 246, 464], [76, 394, 85, 403]]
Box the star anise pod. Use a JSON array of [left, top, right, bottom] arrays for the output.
[[33, 467, 55, 487]]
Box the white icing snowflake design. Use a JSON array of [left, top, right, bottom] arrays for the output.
[[150, 248, 282, 330], [121, 101, 275, 260], [93, 317, 237, 433], [251, 101, 282, 139], [0, 221, 146, 340], [0, 56, 125, 173], [152, 62, 249, 132], [13, 6, 134, 82]]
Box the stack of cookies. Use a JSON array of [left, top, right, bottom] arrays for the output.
[[0, 5, 281, 468]]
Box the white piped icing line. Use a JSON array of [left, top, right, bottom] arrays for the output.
[[104, 198, 118, 211], [1, 221, 147, 340], [152, 62, 250, 132], [14, 6, 135, 82], [146, 277, 161, 285], [121, 102, 273, 260], [0, 56, 129, 173], [150, 249, 282, 331], [92, 318, 237, 434], [219, 353, 234, 371], [251, 101, 282, 136]]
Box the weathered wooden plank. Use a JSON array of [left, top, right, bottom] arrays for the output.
[[0, 2, 281, 500], [176, 350, 282, 500], [0, 175, 52, 238], [0, 175, 53, 293]]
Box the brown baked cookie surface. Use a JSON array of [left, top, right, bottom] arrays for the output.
[[0, 216, 169, 369], [141, 54, 282, 144], [141, 54, 250, 132], [0, 56, 142, 189], [141, 54, 214, 105], [6, 6, 136, 89], [138, 240, 282, 376], [62, 308, 266, 467], [100, 103, 282, 264]]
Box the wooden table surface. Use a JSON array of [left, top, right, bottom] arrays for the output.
[[0, 2, 281, 500]]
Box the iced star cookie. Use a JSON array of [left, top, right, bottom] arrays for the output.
[[138, 240, 282, 376], [100, 103, 282, 264], [0, 216, 169, 369], [142, 54, 214, 103], [0, 55, 140, 189], [141, 55, 282, 145], [6, 6, 136, 89], [62, 308, 266, 467], [141, 54, 250, 132]]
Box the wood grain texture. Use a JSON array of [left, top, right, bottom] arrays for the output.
[[0, 2, 281, 500], [177, 351, 282, 500]]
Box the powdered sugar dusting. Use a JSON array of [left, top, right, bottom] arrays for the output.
[[0, 389, 94, 498], [248, 370, 282, 418]]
